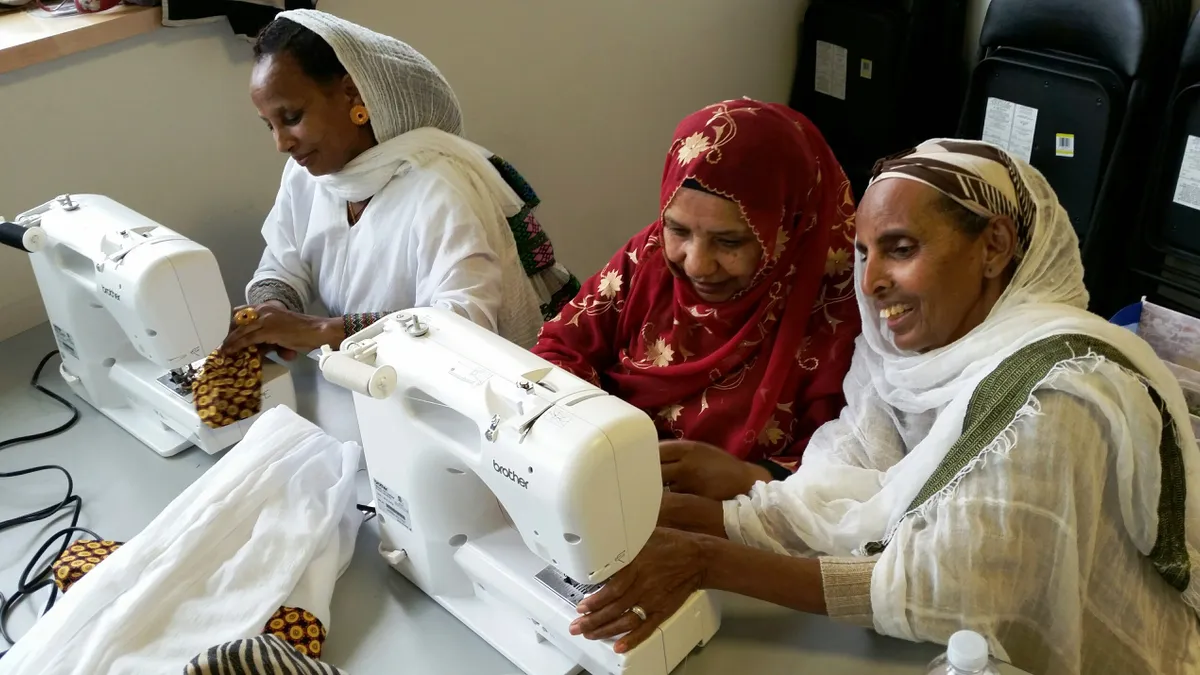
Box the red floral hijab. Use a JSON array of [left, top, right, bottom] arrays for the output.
[[534, 99, 860, 466]]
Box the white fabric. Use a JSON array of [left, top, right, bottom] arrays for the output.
[[278, 9, 463, 145], [723, 139, 1200, 672], [311, 125, 522, 208], [872, 388, 1200, 673], [247, 157, 544, 348], [0, 407, 361, 675]]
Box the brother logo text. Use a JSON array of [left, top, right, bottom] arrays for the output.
[[493, 460, 529, 489]]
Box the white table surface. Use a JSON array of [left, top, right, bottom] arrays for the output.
[[0, 323, 1026, 674]]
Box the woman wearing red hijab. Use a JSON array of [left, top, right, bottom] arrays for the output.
[[533, 98, 860, 500]]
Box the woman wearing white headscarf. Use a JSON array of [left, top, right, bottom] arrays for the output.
[[568, 140, 1200, 675], [222, 10, 577, 357]]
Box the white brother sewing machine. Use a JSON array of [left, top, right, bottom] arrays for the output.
[[3, 194, 295, 457], [318, 308, 720, 675]]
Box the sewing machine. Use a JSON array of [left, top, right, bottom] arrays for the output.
[[1, 194, 295, 457], [319, 308, 721, 675]]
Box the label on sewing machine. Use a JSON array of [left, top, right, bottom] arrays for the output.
[[534, 565, 603, 607], [449, 362, 489, 387], [543, 408, 570, 429], [52, 324, 77, 360], [372, 479, 411, 530]]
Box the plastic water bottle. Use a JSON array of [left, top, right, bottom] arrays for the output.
[[925, 630, 1002, 674]]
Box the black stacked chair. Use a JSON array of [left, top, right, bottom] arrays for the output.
[[958, 0, 1191, 317], [788, 0, 969, 199], [1129, 11, 1200, 317]]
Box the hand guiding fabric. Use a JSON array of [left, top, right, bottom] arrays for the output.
[[194, 307, 265, 429], [221, 303, 344, 358], [659, 440, 773, 500], [568, 528, 706, 653]]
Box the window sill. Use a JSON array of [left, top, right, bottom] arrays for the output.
[[0, 4, 161, 75]]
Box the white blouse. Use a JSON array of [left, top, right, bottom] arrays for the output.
[[247, 158, 543, 346], [727, 377, 1200, 674]]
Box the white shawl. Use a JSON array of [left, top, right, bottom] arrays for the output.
[[279, 9, 462, 145], [0, 408, 361, 674], [725, 140, 1200, 615]]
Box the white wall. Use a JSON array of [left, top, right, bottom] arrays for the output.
[[0, 23, 287, 341], [0, 0, 810, 341]]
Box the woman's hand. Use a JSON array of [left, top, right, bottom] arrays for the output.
[[660, 440, 773, 500], [570, 527, 707, 653], [658, 491, 727, 538], [221, 303, 342, 358]]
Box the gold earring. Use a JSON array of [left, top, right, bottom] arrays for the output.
[[350, 105, 369, 126]]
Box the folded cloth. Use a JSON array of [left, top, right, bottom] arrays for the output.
[[184, 635, 348, 675], [262, 605, 328, 658], [51, 558, 334, 662], [0, 407, 362, 675], [50, 540, 124, 594], [193, 307, 263, 429]]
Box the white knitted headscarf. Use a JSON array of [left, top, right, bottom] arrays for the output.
[[277, 10, 518, 206], [278, 9, 462, 144], [272, 10, 555, 348]]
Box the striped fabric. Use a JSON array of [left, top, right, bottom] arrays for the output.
[[247, 279, 305, 314], [342, 312, 386, 338], [184, 635, 347, 675], [871, 140, 1037, 258]]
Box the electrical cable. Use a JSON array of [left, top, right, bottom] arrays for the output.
[[0, 351, 79, 453], [0, 351, 91, 659]]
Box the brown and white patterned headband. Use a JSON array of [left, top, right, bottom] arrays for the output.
[[871, 141, 1036, 257]]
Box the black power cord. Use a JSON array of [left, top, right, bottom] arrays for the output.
[[0, 351, 78, 452], [0, 350, 90, 659]]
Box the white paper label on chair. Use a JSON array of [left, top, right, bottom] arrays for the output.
[[814, 41, 848, 100], [982, 97, 1038, 162], [1173, 135, 1200, 212], [373, 479, 411, 530]]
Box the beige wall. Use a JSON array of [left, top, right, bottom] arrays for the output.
[[0, 0, 809, 341], [0, 22, 286, 341], [11, 0, 1177, 341]]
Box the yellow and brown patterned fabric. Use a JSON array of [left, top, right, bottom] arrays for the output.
[[51, 539, 123, 594], [193, 307, 264, 429], [263, 606, 328, 659]]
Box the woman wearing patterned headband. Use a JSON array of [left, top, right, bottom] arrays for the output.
[[569, 139, 1200, 675], [222, 10, 577, 359], [533, 98, 861, 501]]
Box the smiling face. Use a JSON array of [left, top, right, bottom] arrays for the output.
[[855, 179, 1017, 353], [249, 52, 375, 176], [662, 187, 763, 304]]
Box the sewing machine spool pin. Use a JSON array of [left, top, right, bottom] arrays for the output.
[[398, 311, 429, 337]]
